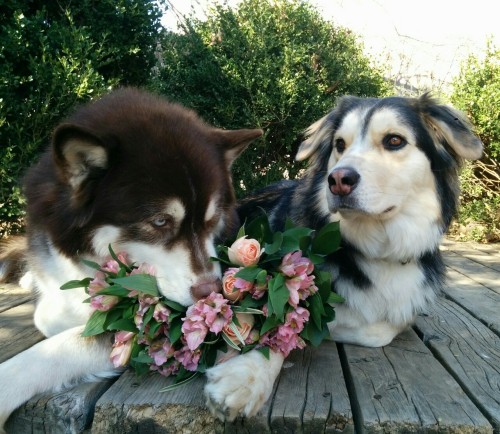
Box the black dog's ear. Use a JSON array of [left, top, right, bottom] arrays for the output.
[[52, 123, 110, 203], [421, 97, 483, 160], [295, 114, 331, 161], [217, 128, 263, 167]]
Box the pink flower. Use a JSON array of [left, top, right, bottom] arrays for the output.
[[88, 272, 108, 296], [228, 236, 263, 266], [110, 331, 135, 367], [131, 262, 156, 276], [279, 251, 314, 277], [259, 307, 310, 357], [151, 361, 179, 377], [134, 293, 160, 328], [182, 314, 208, 351], [279, 251, 317, 306], [101, 252, 129, 274], [148, 338, 175, 366], [174, 346, 202, 371], [222, 313, 255, 346], [153, 302, 170, 323], [222, 268, 244, 302], [90, 294, 119, 311], [181, 293, 233, 350]]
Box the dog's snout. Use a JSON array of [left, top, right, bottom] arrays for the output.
[[328, 167, 360, 196], [190, 278, 222, 301]]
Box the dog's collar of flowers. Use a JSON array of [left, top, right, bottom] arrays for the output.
[[61, 213, 343, 389]]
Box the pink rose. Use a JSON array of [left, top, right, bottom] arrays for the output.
[[228, 236, 263, 266], [222, 313, 255, 346], [222, 268, 243, 301]]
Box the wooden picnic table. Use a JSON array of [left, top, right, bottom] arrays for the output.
[[1, 239, 499, 434]]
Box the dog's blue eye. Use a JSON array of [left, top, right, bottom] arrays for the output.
[[383, 134, 407, 150], [335, 138, 346, 153], [152, 217, 167, 227]]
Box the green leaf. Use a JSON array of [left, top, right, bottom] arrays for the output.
[[232, 306, 264, 315], [132, 352, 154, 364], [111, 274, 159, 296], [308, 292, 326, 329], [107, 318, 138, 333], [260, 315, 281, 335], [163, 299, 187, 313], [256, 269, 269, 286], [81, 310, 109, 337], [281, 227, 314, 253], [256, 346, 270, 359], [60, 278, 92, 290], [159, 372, 200, 392], [234, 266, 264, 282], [222, 332, 242, 351], [311, 221, 341, 255], [264, 231, 283, 255], [228, 321, 246, 345], [267, 274, 289, 321], [95, 285, 130, 297], [168, 318, 183, 344], [245, 213, 273, 244], [80, 259, 102, 271], [327, 292, 345, 304], [301, 320, 330, 347], [315, 270, 333, 303], [236, 223, 246, 239]]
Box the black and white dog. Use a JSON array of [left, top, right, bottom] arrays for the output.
[[238, 94, 483, 348]]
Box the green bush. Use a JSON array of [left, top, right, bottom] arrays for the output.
[[0, 0, 164, 237], [450, 42, 500, 242], [154, 0, 391, 196]]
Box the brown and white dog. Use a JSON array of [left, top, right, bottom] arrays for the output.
[[0, 88, 273, 429]]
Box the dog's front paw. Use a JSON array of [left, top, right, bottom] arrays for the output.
[[205, 349, 284, 421]]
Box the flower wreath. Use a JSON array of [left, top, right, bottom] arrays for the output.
[[61, 213, 343, 389]]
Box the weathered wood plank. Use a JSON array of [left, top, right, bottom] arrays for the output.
[[341, 328, 492, 433], [443, 268, 500, 335], [268, 342, 353, 433], [443, 251, 500, 294], [0, 302, 44, 363], [442, 239, 500, 260], [5, 379, 115, 434], [0, 283, 32, 313], [441, 244, 500, 273], [415, 298, 500, 434], [92, 370, 223, 434]]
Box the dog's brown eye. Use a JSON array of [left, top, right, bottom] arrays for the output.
[[383, 134, 406, 150], [335, 138, 346, 153]]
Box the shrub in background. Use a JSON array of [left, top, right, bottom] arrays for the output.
[[0, 0, 164, 237], [450, 42, 500, 241], [154, 0, 391, 196]]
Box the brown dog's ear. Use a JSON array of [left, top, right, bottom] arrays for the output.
[[217, 128, 263, 167], [422, 98, 483, 160], [52, 123, 111, 207]]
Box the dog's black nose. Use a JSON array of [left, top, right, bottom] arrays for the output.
[[328, 167, 360, 196], [191, 278, 222, 300]]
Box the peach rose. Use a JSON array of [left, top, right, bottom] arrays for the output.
[[223, 313, 255, 346], [228, 236, 263, 267], [222, 268, 243, 302]]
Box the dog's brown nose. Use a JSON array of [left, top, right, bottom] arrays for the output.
[[328, 167, 360, 196], [190, 278, 222, 301]]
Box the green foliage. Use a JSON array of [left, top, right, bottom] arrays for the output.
[[154, 0, 391, 196], [0, 0, 164, 236], [450, 43, 500, 242]]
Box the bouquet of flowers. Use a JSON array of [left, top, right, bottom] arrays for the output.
[[61, 213, 343, 388]]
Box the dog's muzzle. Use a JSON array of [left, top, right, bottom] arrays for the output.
[[328, 166, 360, 196], [190, 278, 222, 300]]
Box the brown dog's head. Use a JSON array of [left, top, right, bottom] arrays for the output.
[[25, 88, 262, 305]]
